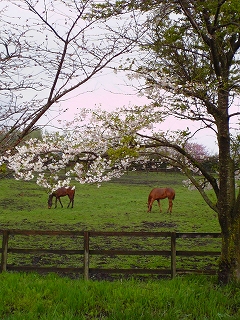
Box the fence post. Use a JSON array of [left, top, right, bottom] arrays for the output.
[[171, 232, 176, 279], [1, 230, 9, 272], [83, 231, 90, 280]]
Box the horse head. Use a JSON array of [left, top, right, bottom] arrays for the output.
[[48, 194, 53, 209]]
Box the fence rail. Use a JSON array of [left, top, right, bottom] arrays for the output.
[[0, 230, 222, 279]]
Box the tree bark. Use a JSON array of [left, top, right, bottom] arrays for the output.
[[218, 219, 240, 284], [216, 89, 240, 283]]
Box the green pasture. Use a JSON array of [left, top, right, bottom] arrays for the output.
[[0, 172, 221, 278], [0, 171, 219, 233]]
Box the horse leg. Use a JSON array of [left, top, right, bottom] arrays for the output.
[[157, 200, 162, 213], [167, 199, 173, 213], [67, 200, 70, 208], [67, 195, 74, 208], [54, 196, 57, 208], [58, 197, 63, 208]]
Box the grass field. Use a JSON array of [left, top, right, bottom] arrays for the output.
[[0, 171, 221, 276], [1, 172, 240, 319], [1, 272, 240, 320], [0, 171, 219, 233]]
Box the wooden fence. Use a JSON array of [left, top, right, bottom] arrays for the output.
[[0, 230, 222, 279]]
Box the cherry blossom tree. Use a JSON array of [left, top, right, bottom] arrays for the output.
[[0, 0, 141, 154], [1, 108, 137, 191]]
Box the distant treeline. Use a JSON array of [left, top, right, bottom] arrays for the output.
[[128, 156, 219, 173]]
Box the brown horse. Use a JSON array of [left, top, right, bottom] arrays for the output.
[[147, 187, 175, 213], [48, 186, 75, 209]]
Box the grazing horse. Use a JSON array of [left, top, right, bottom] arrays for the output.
[[147, 187, 175, 213], [48, 186, 75, 209]]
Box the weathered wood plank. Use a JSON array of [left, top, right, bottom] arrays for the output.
[[171, 232, 176, 279], [84, 231, 90, 280], [177, 233, 221, 238], [0, 229, 84, 236], [7, 265, 84, 273], [89, 268, 171, 275], [90, 231, 172, 237], [8, 249, 84, 255], [1, 230, 9, 272], [176, 250, 220, 256], [90, 250, 171, 256]]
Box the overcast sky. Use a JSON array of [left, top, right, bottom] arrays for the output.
[[45, 68, 219, 154]]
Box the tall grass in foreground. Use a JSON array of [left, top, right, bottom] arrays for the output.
[[0, 273, 239, 319]]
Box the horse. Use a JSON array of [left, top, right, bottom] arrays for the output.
[[147, 187, 175, 213], [48, 186, 75, 209]]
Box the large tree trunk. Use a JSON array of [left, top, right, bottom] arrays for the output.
[[218, 219, 240, 284], [216, 90, 240, 283]]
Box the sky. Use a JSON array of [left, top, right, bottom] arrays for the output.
[[47, 69, 219, 155]]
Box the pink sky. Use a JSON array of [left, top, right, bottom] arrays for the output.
[[46, 70, 218, 154]]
